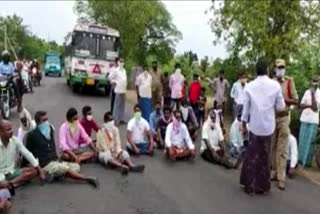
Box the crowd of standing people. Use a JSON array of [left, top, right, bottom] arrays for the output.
[[0, 55, 319, 212]]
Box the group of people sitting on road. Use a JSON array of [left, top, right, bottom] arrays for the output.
[[1, 55, 320, 211]]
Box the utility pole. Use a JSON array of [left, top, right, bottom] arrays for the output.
[[4, 24, 7, 50]]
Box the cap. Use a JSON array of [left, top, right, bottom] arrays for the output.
[[275, 59, 286, 67]]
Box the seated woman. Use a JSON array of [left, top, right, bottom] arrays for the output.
[[59, 108, 97, 164], [97, 112, 145, 175], [165, 110, 196, 160], [126, 105, 154, 156], [180, 99, 199, 141], [201, 109, 239, 169], [157, 107, 172, 149]]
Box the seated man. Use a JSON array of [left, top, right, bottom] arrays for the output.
[[26, 111, 98, 187], [165, 110, 196, 160], [157, 107, 172, 149], [126, 105, 154, 156], [180, 99, 199, 141], [97, 112, 145, 175], [149, 102, 163, 148], [59, 108, 97, 164], [0, 120, 44, 190], [229, 108, 246, 159], [287, 133, 298, 178], [200, 109, 238, 169], [80, 106, 99, 144], [17, 108, 36, 145]]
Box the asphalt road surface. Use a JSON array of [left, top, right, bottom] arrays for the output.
[[7, 77, 320, 214]]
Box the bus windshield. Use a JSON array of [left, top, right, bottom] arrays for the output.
[[71, 31, 119, 60], [46, 56, 60, 64]]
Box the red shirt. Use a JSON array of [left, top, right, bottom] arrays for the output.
[[188, 81, 201, 104], [79, 118, 99, 144]]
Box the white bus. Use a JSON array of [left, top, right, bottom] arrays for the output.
[[64, 23, 120, 94]]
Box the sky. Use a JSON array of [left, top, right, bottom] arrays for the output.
[[1, 0, 227, 60]]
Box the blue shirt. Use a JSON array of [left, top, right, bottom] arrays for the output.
[[149, 111, 162, 135], [0, 62, 14, 76]]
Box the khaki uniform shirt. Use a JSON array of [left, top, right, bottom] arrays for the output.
[[150, 71, 162, 93]]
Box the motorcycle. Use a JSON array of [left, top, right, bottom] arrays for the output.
[[31, 67, 42, 86], [0, 75, 17, 119]]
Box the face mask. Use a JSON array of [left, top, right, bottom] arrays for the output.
[[153, 65, 157, 70], [86, 115, 93, 121], [134, 112, 142, 120], [38, 121, 51, 140], [104, 120, 114, 130], [240, 78, 247, 84], [69, 121, 78, 135], [312, 82, 319, 87], [220, 77, 223, 81], [120, 62, 124, 68], [275, 68, 285, 78], [175, 68, 181, 74]]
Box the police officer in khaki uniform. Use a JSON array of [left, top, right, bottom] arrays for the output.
[[150, 61, 162, 108], [271, 59, 299, 190]]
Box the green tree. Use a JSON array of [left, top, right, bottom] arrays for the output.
[[74, 0, 182, 66], [210, 0, 320, 65]]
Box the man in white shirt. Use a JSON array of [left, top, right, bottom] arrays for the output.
[[298, 75, 320, 168], [209, 70, 230, 112], [0, 120, 45, 190], [126, 105, 154, 156], [230, 72, 247, 118], [108, 58, 127, 125], [165, 110, 195, 160], [170, 63, 185, 110], [201, 109, 237, 169], [240, 58, 285, 195], [136, 65, 152, 121], [287, 134, 298, 178]]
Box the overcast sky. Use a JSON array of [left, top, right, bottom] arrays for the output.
[[1, 0, 227, 60]]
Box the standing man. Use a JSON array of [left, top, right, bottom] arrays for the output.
[[108, 58, 127, 125], [170, 63, 185, 110], [299, 75, 320, 168], [208, 70, 230, 111], [188, 74, 202, 111], [230, 72, 247, 118], [108, 62, 116, 113], [136, 65, 152, 121], [161, 72, 171, 107], [271, 59, 299, 190], [240, 58, 285, 195], [150, 61, 162, 108]]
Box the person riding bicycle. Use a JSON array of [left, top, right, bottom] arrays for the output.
[[0, 50, 22, 112]]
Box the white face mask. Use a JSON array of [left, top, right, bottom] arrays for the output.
[[275, 68, 285, 78], [175, 68, 181, 74], [86, 115, 93, 121], [120, 62, 124, 69], [104, 121, 114, 129]]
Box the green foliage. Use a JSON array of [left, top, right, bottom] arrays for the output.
[[0, 14, 64, 63], [210, 0, 320, 65], [74, 0, 182, 66]]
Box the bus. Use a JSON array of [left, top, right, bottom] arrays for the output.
[[45, 52, 61, 76], [64, 23, 120, 94]]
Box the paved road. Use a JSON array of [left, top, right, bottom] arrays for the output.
[[8, 77, 320, 214]]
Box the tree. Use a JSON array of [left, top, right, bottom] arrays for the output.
[[74, 0, 182, 66], [0, 14, 64, 62], [209, 0, 320, 65], [200, 56, 209, 73]]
